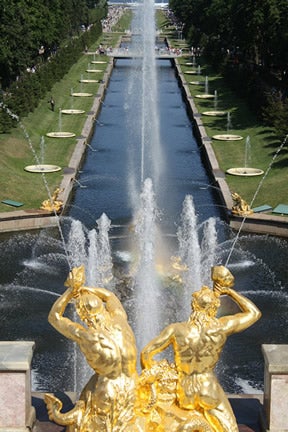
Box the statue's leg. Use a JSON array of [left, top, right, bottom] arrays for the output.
[[203, 397, 239, 432]]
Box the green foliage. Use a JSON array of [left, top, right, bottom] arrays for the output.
[[169, 0, 288, 136], [0, 0, 105, 132]]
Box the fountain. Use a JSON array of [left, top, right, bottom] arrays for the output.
[[227, 135, 264, 176], [213, 112, 243, 141], [195, 75, 215, 99], [46, 108, 76, 138], [79, 71, 99, 84], [2, 5, 288, 427], [86, 62, 103, 74], [71, 83, 93, 97], [201, 87, 227, 116], [24, 135, 62, 173], [61, 90, 85, 115]]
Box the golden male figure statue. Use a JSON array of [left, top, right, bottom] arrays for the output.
[[45, 265, 139, 432], [141, 265, 261, 432]]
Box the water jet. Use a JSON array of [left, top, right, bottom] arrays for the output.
[[227, 136, 264, 176], [1, 5, 288, 411], [46, 109, 75, 138]]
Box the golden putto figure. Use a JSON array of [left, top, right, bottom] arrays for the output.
[[45, 265, 261, 432], [40, 187, 63, 213], [231, 192, 253, 216]]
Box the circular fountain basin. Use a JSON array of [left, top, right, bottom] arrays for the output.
[[80, 79, 100, 83], [195, 94, 215, 99], [226, 167, 264, 176], [24, 164, 61, 173], [71, 92, 93, 97], [86, 69, 102, 73], [202, 111, 227, 116], [212, 134, 243, 141], [61, 109, 85, 115], [91, 61, 107, 64], [46, 132, 76, 138]]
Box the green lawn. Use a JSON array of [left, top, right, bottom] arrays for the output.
[[168, 40, 288, 211], [0, 32, 123, 212], [1, 12, 287, 215]]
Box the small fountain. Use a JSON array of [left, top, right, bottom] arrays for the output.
[[201, 89, 227, 116], [46, 108, 76, 138], [226, 135, 264, 176], [79, 72, 99, 84], [214, 90, 218, 110], [71, 82, 93, 98], [195, 75, 215, 99], [61, 88, 85, 115], [24, 135, 62, 173], [212, 111, 243, 141], [86, 62, 103, 74]]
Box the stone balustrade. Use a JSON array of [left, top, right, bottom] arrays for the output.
[[0, 341, 35, 431], [262, 344, 288, 432]]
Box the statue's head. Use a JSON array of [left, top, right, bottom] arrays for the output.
[[211, 265, 234, 287], [191, 286, 220, 317], [75, 291, 105, 324]]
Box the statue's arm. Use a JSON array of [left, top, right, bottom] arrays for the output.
[[48, 287, 84, 341], [141, 325, 174, 369], [217, 287, 261, 334]]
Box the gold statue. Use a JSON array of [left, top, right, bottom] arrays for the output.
[[40, 188, 63, 213], [231, 192, 253, 216], [45, 265, 139, 431], [141, 265, 261, 432], [45, 265, 261, 432]]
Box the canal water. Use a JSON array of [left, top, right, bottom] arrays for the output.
[[0, 40, 288, 396]]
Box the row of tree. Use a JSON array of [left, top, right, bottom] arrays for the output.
[[0, 0, 107, 88], [168, 0, 288, 137], [0, 0, 107, 132]]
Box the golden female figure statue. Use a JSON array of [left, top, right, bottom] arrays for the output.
[[141, 266, 261, 432]]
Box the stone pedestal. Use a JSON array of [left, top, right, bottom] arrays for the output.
[[0, 341, 35, 431], [262, 344, 288, 431]]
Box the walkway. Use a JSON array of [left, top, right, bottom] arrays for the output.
[[106, 47, 183, 59]]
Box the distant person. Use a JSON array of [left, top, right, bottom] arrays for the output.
[[141, 265, 261, 432], [48, 96, 55, 111]]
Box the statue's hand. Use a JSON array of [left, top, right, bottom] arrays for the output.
[[213, 282, 230, 296]]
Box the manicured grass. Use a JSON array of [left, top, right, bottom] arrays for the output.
[[1, 12, 287, 215], [171, 43, 288, 211], [0, 32, 122, 212]]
